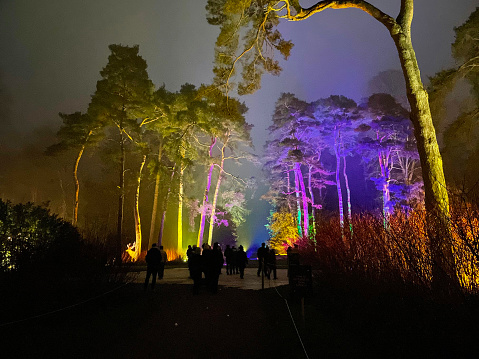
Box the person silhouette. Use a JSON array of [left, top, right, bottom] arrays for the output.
[[237, 245, 248, 279], [144, 243, 162, 291], [256, 242, 267, 277]]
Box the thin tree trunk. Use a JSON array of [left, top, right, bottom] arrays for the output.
[[178, 157, 185, 256], [133, 154, 146, 260], [294, 165, 303, 238], [295, 162, 309, 238], [334, 130, 344, 236], [342, 155, 353, 236], [72, 130, 92, 226], [207, 140, 227, 246], [198, 137, 217, 247], [159, 166, 176, 246], [149, 144, 163, 249], [286, 169, 293, 214], [72, 145, 85, 226], [116, 127, 125, 264], [308, 164, 317, 239]]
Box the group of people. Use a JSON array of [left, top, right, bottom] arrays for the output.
[[256, 242, 277, 280], [186, 243, 227, 294], [223, 244, 248, 278], [144, 241, 281, 293]]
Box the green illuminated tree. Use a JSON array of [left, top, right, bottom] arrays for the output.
[[46, 112, 103, 226], [207, 0, 455, 288], [89, 44, 154, 263]]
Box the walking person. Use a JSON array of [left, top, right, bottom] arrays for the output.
[[237, 245, 248, 279], [144, 243, 162, 291], [224, 244, 233, 275], [257, 242, 267, 277], [232, 245, 239, 274], [268, 248, 277, 279], [209, 242, 224, 293], [158, 245, 167, 279], [190, 246, 202, 294]]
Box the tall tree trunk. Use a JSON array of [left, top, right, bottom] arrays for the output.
[[133, 154, 146, 260], [308, 164, 317, 239], [116, 127, 125, 264], [178, 154, 185, 256], [342, 155, 353, 236], [149, 144, 163, 249], [198, 137, 217, 247], [294, 165, 303, 238], [72, 145, 85, 227], [372, 0, 456, 288], [389, 3, 454, 288], [334, 130, 344, 236], [159, 166, 176, 246], [72, 130, 92, 227], [207, 140, 227, 246], [294, 162, 309, 238], [286, 169, 293, 214]]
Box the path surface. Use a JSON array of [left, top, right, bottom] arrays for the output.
[[2, 268, 310, 359], [134, 267, 290, 290]]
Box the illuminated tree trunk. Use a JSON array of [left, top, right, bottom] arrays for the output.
[[391, 24, 455, 287], [342, 155, 353, 236], [198, 137, 216, 247], [72, 130, 92, 227], [207, 141, 227, 246], [149, 144, 163, 249], [294, 162, 309, 238], [177, 148, 185, 256], [116, 125, 125, 264], [308, 164, 317, 238], [133, 154, 146, 261], [293, 165, 303, 237], [334, 130, 344, 235], [286, 170, 293, 214], [378, 148, 392, 217], [159, 167, 176, 246], [72, 146, 85, 226]]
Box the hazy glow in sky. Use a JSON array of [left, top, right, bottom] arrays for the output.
[[0, 0, 477, 246]]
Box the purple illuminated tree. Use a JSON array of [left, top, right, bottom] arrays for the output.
[[207, 0, 456, 287], [265, 93, 327, 238], [359, 93, 419, 217], [311, 95, 361, 236]]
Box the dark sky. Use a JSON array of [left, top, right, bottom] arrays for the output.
[[1, 0, 477, 146], [0, 0, 477, 245]]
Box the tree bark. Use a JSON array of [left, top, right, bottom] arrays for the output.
[[116, 126, 125, 264], [149, 144, 163, 249], [133, 154, 146, 261], [207, 140, 227, 246], [334, 129, 344, 236], [72, 145, 85, 227], [198, 137, 217, 247]]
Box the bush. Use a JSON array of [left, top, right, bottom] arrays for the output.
[[0, 199, 106, 280], [297, 202, 479, 295]]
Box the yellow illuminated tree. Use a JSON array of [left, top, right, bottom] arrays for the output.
[[267, 209, 300, 254]]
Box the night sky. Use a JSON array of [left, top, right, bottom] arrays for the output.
[[0, 0, 477, 246]]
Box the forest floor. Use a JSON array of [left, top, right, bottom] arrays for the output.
[[2, 266, 479, 358]]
